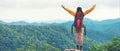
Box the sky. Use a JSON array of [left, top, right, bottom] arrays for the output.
[[0, 0, 119, 23]]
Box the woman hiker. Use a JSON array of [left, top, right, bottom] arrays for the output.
[[61, 4, 96, 51]]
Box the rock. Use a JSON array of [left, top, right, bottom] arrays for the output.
[[64, 49, 81, 51]]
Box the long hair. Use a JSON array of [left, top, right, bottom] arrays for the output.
[[74, 7, 84, 33], [75, 7, 84, 17]]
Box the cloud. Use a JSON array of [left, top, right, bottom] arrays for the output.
[[0, 0, 63, 9], [94, 0, 119, 8], [0, 7, 72, 22], [0, 0, 119, 9], [0, 0, 119, 22], [85, 7, 119, 21]]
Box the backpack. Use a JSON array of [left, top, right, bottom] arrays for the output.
[[71, 11, 86, 35], [75, 11, 83, 28]]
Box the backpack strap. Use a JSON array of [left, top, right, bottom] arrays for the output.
[[83, 24, 86, 36], [71, 24, 74, 34]]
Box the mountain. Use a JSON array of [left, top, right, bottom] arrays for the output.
[[59, 18, 120, 31], [0, 24, 74, 51], [97, 18, 120, 24], [0, 18, 120, 51], [0, 23, 120, 51], [0, 18, 120, 32], [84, 18, 120, 31], [0, 21, 6, 24], [0, 18, 120, 26], [7, 21, 29, 25]]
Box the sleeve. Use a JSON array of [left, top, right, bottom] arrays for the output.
[[63, 7, 75, 16], [83, 5, 96, 16]]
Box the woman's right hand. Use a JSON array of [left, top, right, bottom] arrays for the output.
[[93, 4, 96, 8], [61, 5, 65, 9]]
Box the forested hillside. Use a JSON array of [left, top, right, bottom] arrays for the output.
[[89, 38, 120, 51], [0, 18, 120, 51], [0, 24, 76, 51]]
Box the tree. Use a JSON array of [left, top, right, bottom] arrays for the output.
[[89, 37, 120, 51]]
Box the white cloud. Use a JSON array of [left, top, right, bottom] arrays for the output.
[[0, 0, 119, 22], [0, 0, 63, 8], [85, 6, 120, 21]]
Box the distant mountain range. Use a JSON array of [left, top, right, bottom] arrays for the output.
[[60, 18, 120, 43], [0, 18, 120, 51], [58, 18, 120, 31], [0, 21, 49, 26], [0, 18, 120, 31]]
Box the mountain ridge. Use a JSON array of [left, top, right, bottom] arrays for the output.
[[0, 18, 120, 25], [0, 18, 120, 51]]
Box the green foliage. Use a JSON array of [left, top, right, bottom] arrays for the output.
[[0, 24, 72, 51], [0, 24, 120, 51], [89, 38, 120, 51]]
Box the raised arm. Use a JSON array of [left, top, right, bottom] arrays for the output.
[[84, 4, 96, 16], [61, 5, 75, 16]]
